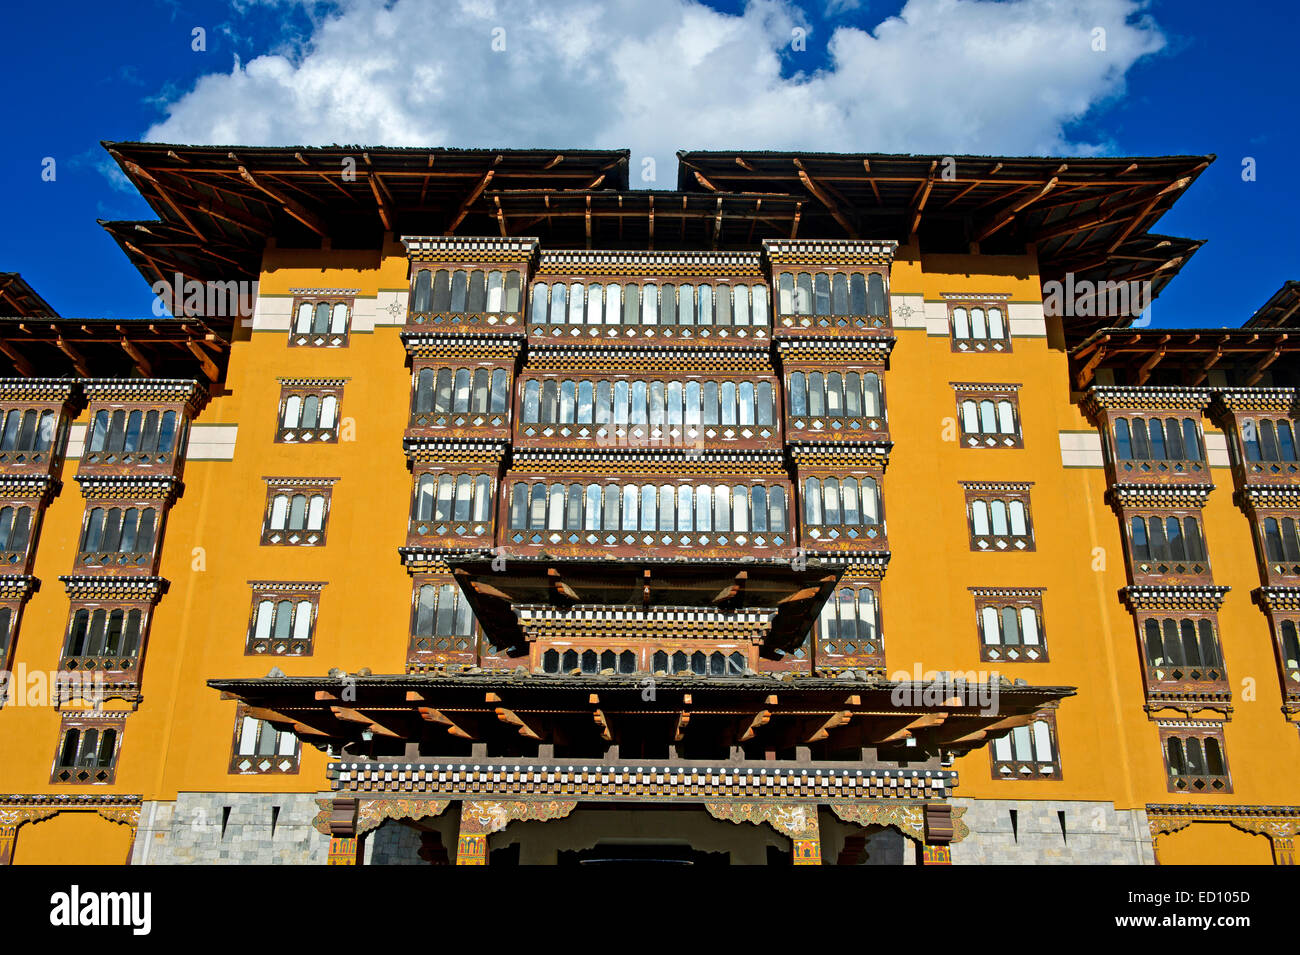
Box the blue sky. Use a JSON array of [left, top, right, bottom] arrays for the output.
[[1, 0, 1295, 326]]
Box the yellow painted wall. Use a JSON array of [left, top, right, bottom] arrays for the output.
[[11, 812, 134, 865], [1, 237, 1296, 863]]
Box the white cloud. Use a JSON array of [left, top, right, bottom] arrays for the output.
[[144, 0, 1166, 184]]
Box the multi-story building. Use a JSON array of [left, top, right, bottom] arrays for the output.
[[0, 144, 1296, 865]]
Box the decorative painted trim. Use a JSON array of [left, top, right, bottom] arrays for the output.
[[327, 761, 957, 801]]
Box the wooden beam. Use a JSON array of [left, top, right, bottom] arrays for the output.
[[738, 710, 771, 742], [233, 159, 328, 236], [55, 337, 91, 377], [445, 160, 499, 234], [0, 341, 34, 376], [806, 711, 852, 742], [974, 170, 1061, 242], [185, 340, 220, 381], [417, 707, 473, 739], [328, 706, 401, 737], [1135, 341, 1168, 386], [908, 161, 938, 236], [794, 158, 857, 238], [592, 709, 612, 741], [1245, 339, 1286, 385], [1074, 344, 1109, 390], [117, 334, 152, 377], [496, 707, 542, 740]]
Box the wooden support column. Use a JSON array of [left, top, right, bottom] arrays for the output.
[[1270, 834, 1295, 866], [455, 799, 578, 865], [921, 802, 954, 865], [792, 812, 823, 866], [326, 797, 362, 865], [0, 826, 17, 866]]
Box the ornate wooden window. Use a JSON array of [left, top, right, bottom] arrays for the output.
[[413, 268, 525, 317], [230, 704, 300, 775], [503, 478, 792, 556], [246, 582, 322, 656], [774, 270, 887, 324], [410, 579, 478, 657], [816, 585, 883, 670], [56, 577, 165, 702], [1272, 616, 1300, 712], [1126, 512, 1210, 577], [948, 297, 1011, 352], [410, 470, 495, 543], [51, 715, 125, 784], [972, 588, 1046, 662], [0, 501, 37, 568], [1140, 615, 1226, 690], [412, 365, 511, 428], [1239, 415, 1299, 466], [76, 501, 162, 570], [801, 475, 884, 546], [276, 379, 343, 443], [0, 575, 36, 685], [1255, 511, 1300, 581], [260, 478, 337, 546], [289, 294, 353, 348], [0, 406, 63, 473], [62, 606, 145, 672], [789, 371, 883, 425], [954, 384, 1022, 449], [1111, 414, 1204, 470], [990, 711, 1060, 779], [528, 279, 770, 328], [84, 408, 182, 464], [1158, 723, 1231, 794], [962, 483, 1034, 552]]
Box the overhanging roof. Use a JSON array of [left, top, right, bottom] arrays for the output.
[[0, 316, 228, 381], [1245, 281, 1300, 328], [1069, 327, 1299, 390], [0, 274, 58, 318], [210, 671, 1074, 760]]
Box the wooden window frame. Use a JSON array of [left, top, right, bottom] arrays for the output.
[[947, 297, 1012, 353], [1157, 723, 1232, 794], [1121, 507, 1212, 584], [815, 581, 885, 672], [245, 582, 323, 657], [962, 483, 1035, 552], [1265, 610, 1300, 715], [260, 478, 337, 547], [410, 360, 514, 434], [409, 264, 529, 326], [1133, 610, 1228, 700], [408, 575, 480, 667], [229, 703, 301, 775], [288, 294, 353, 348], [74, 495, 165, 572], [989, 711, 1061, 780], [0, 402, 70, 477], [784, 363, 887, 443], [60, 598, 155, 681], [51, 714, 126, 784], [80, 402, 191, 479], [772, 267, 889, 330], [953, 384, 1023, 449], [971, 588, 1047, 662], [409, 467, 496, 547], [275, 380, 344, 444]]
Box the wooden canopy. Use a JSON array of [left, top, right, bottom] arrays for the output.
[[0, 274, 59, 318], [98, 143, 1211, 345], [1245, 281, 1300, 329], [431, 555, 850, 656], [0, 316, 227, 381], [1069, 327, 1300, 390], [211, 670, 1074, 762]]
